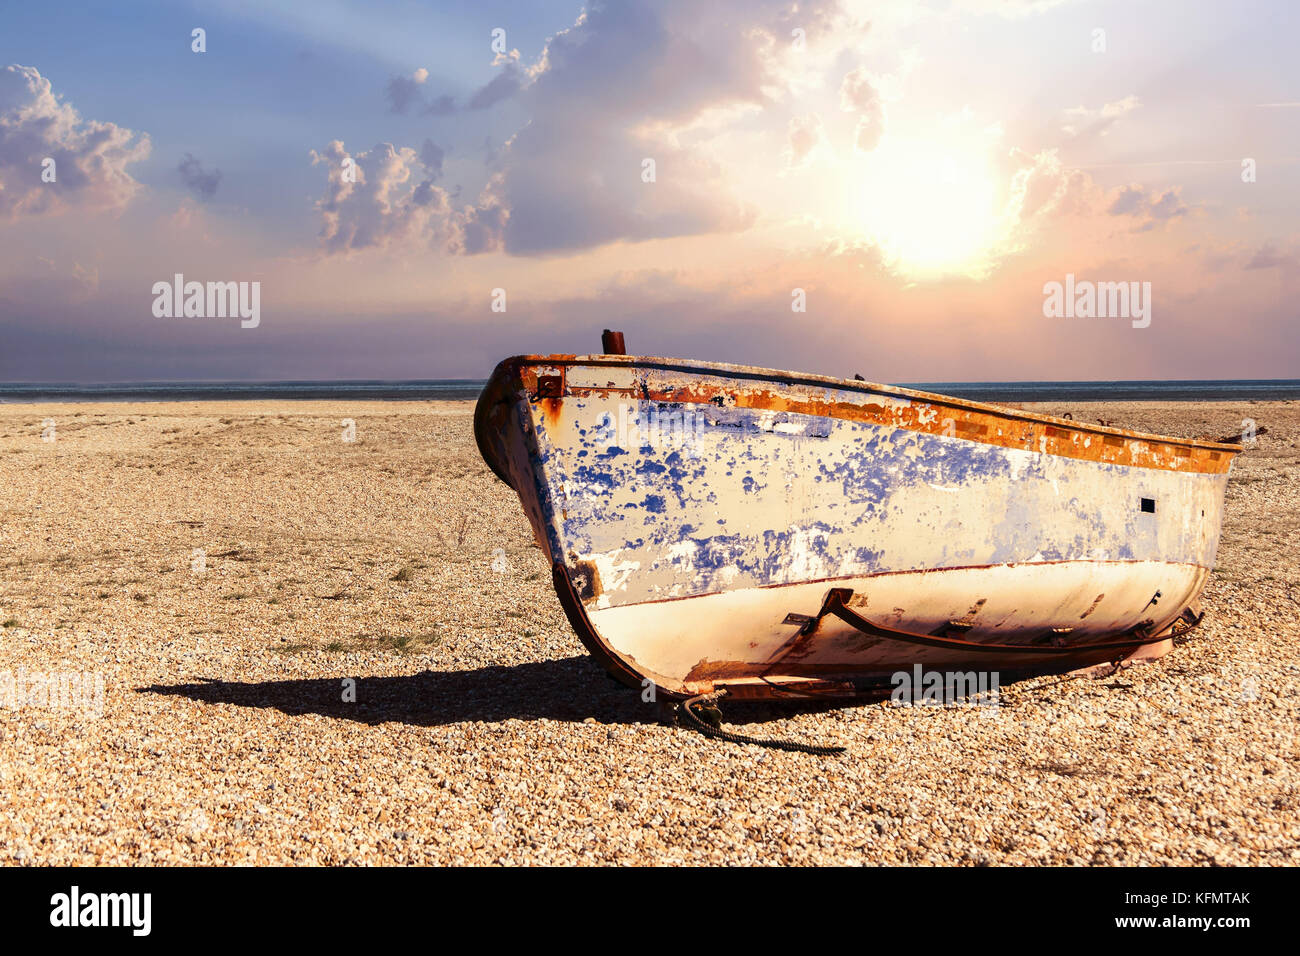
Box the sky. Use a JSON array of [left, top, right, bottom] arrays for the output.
[[1, 0, 1297, 383]]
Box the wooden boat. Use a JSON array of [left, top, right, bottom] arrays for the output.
[[475, 333, 1239, 703]]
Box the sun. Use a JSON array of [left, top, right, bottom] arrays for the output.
[[853, 130, 1005, 279]]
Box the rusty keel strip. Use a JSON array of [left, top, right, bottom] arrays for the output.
[[800, 587, 1201, 656]]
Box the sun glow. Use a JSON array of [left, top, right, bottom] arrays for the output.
[[853, 131, 1005, 279]]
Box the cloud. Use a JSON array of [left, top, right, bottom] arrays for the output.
[[1244, 243, 1294, 270], [1001, 149, 1195, 242], [0, 254, 101, 306], [484, 0, 843, 254], [0, 63, 150, 218], [385, 67, 430, 114], [820, 236, 887, 270], [316, 1, 857, 258], [453, 177, 508, 254], [1147, 189, 1188, 221], [177, 152, 221, 200], [1004, 148, 1099, 224], [421, 94, 456, 116], [466, 64, 522, 110], [385, 66, 501, 117], [310, 140, 446, 253], [1107, 184, 1145, 216], [418, 139, 444, 180], [787, 114, 824, 167], [839, 67, 884, 152], [385, 67, 463, 116], [1062, 95, 1140, 138], [308, 139, 501, 255], [838, 67, 876, 112], [1107, 183, 1189, 230], [948, 0, 1082, 16]]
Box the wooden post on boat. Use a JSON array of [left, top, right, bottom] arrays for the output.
[[601, 329, 626, 355]]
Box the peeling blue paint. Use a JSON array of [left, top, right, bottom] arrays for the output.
[[531, 395, 1227, 607]]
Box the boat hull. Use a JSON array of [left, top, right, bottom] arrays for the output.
[[476, 355, 1237, 700]]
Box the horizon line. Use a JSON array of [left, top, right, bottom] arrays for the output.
[[2, 376, 1299, 388]]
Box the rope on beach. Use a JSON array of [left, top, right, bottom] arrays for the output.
[[679, 690, 847, 756], [1168, 605, 1204, 646]]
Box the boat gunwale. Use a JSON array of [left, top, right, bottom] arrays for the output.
[[493, 354, 1244, 455]]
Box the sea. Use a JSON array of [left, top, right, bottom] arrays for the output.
[[1, 379, 1299, 403]]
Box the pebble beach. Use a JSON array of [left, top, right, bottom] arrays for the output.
[[0, 399, 1296, 865]]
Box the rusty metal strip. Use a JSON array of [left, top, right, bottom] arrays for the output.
[[803, 587, 1186, 655], [496, 355, 1239, 474], [606, 384, 1229, 474]]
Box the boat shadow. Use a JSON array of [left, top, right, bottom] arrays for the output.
[[138, 655, 853, 729]]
